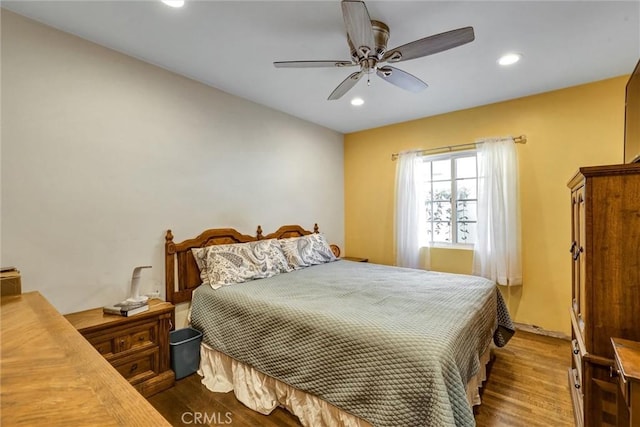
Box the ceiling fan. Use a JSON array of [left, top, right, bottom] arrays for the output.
[[274, 0, 475, 100]]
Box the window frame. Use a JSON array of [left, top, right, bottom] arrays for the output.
[[422, 149, 478, 248]]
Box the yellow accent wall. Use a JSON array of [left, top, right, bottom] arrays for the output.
[[344, 76, 627, 335]]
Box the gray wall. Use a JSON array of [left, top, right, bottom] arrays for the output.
[[1, 11, 344, 324]]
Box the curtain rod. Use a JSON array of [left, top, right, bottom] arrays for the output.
[[391, 135, 527, 161]]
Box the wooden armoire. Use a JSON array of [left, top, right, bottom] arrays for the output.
[[568, 163, 640, 427]]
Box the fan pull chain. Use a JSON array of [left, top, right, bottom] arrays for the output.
[[367, 74, 371, 86]]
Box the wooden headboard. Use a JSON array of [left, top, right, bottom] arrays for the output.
[[164, 224, 319, 304]]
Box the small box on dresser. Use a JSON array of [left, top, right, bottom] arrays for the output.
[[65, 299, 175, 397], [567, 163, 640, 427], [0, 268, 22, 297]]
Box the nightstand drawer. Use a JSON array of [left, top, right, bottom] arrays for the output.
[[615, 354, 630, 407], [86, 320, 158, 358], [112, 346, 159, 384]]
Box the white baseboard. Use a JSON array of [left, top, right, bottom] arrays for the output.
[[513, 322, 570, 341]]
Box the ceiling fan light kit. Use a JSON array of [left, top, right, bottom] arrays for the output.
[[274, 0, 475, 100]]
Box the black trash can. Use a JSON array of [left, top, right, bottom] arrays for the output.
[[170, 327, 203, 380]]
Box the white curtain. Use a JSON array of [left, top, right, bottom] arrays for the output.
[[473, 137, 522, 286], [395, 152, 428, 269]]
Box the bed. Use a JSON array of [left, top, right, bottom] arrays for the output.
[[165, 224, 514, 427]]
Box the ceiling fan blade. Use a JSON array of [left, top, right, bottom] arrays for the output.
[[274, 60, 356, 68], [341, 0, 375, 59], [328, 70, 364, 100], [382, 26, 475, 63], [376, 66, 428, 93]]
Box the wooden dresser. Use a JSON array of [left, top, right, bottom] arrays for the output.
[[65, 299, 175, 398], [567, 164, 640, 427], [1, 292, 171, 426]]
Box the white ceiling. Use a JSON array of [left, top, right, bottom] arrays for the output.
[[3, 1, 639, 133]]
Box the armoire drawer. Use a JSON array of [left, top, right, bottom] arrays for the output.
[[572, 339, 583, 386], [569, 367, 584, 427], [571, 310, 587, 353]]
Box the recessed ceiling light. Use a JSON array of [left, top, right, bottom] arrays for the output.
[[498, 53, 522, 66], [351, 97, 364, 106], [162, 0, 184, 8]]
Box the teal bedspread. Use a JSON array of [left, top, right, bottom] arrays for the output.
[[191, 260, 513, 427]]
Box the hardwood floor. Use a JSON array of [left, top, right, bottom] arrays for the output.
[[474, 331, 574, 426], [148, 331, 574, 426]]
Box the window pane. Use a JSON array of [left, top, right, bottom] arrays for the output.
[[421, 152, 478, 246], [456, 179, 477, 200], [457, 201, 477, 222], [432, 181, 451, 201], [422, 161, 432, 181], [433, 221, 451, 243], [432, 159, 451, 180], [455, 156, 476, 179], [457, 222, 477, 244], [432, 201, 451, 222]]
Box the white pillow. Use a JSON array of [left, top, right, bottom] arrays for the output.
[[279, 233, 337, 270]]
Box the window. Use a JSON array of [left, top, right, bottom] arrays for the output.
[[422, 151, 478, 245]]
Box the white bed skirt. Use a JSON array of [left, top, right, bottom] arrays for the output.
[[197, 342, 492, 427]]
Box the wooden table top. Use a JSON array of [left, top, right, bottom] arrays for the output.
[[1, 291, 171, 426], [612, 337, 640, 382], [64, 298, 174, 333]]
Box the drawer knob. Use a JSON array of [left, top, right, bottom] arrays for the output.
[[138, 336, 145, 341], [571, 339, 580, 355], [610, 366, 619, 378], [120, 340, 125, 346], [130, 363, 138, 373], [574, 382, 580, 389]]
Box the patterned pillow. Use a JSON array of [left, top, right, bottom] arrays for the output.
[[279, 233, 337, 270], [192, 239, 290, 289], [259, 239, 292, 273]]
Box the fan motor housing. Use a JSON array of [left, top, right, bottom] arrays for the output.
[[348, 20, 390, 60]]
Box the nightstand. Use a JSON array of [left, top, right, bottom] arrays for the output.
[[330, 244, 368, 262], [611, 338, 640, 427], [341, 256, 369, 262], [65, 299, 175, 397]]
